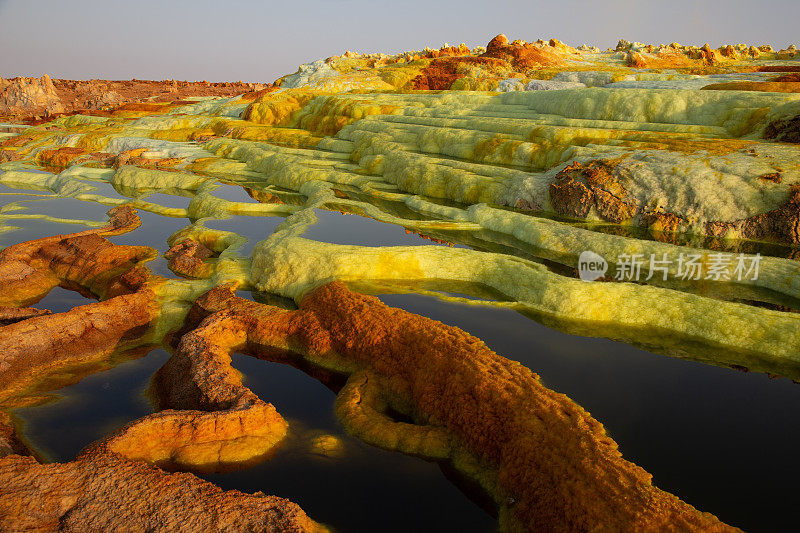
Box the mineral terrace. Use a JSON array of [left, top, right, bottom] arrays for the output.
[[0, 34, 799, 532]]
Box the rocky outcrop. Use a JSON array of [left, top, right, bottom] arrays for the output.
[[481, 34, 570, 70], [164, 239, 214, 278], [625, 51, 648, 68], [0, 209, 319, 532], [701, 81, 800, 93], [176, 283, 736, 532], [0, 306, 50, 326], [0, 212, 738, 531], [706, 184, 800, 243], [409, 56, 506, 90], [765, 113, 800, 143], [0, 75, 64, 118], [0, 77, 269, 121], [0, 206, 149, 306], [2, 32, 799, 532], [0, 454, 315, 532], [549, 161, 638, 223], [549, 160, 800, 244]]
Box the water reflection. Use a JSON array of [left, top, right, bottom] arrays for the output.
[[108, 210, 189, 277], [210, 184, 260, 203], [138, 192, 192, 210], [305, 209, 465, 248], [32, 286, 91, 314], [13, 348, 170, 462], [15, 197, 111, 222], [201, 355, 496, 533], [0, 218, 95, 248], [377, 292, 800, 533]]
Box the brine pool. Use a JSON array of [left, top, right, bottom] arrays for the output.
[[3, 178, 800, 532]]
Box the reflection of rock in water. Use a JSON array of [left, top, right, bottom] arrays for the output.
[[0, 206, 734, 531], [309, 434, 345, 458], [172, 283, 735, 532], [1, 31, 799, 532]]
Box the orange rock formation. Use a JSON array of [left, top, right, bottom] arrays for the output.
[[0, 77, 271, 122], [0, 209, 316, 532], [175, 284, 737, 532]]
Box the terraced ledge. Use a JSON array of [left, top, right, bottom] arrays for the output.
[[0, 210, 319, 533], [0, 210, 737, 532], [178, 283, 737, 532], [1, 32, 799, 532]]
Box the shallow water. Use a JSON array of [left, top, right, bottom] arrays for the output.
[[138, 192, 193, 210], [13, 197, 112, 222], [32, 286, 92, 313], [377, 292, 800, 532], [209, 184, 262, 203], [200, 355, 496, 533], [108, 210, 190, 277], [305, 209, 464, 248], [204, 215, 285, 256], [4, 164, 800, 532], [13, 348, 170, 462]]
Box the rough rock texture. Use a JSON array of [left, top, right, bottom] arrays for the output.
[[0, 77, 269, 121], [1, 32, 799, 532], [2, 34, 798, 247], [164, 238, 214, 278], [482, 33, 567, 70], [0, 306, 50, 326], [549, 160, 638, 223], [701, 81, 800, 93], [704, 184, 800, 242], [0, 291, 155, 402], [765, 113, 800, 143], [176, 283, 736, 533], [0, 454, 314, 532], [0, 75, 64, 118], [0, 206, 149, 306], [409, 56, 505, 90], [0, 411, 29, 457], [0, 210, 317, 533], [550, 160, 800, 244]]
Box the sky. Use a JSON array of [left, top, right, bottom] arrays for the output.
[[0, 0, 797, 83]]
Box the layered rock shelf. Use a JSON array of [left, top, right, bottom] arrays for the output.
[[1, 34, 799, 531]]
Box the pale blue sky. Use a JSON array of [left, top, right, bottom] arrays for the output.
[[0, 0, 797, 82]]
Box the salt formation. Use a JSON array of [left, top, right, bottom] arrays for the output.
[[1, 33, 799, 531]]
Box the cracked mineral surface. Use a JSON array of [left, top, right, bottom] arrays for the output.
[[1, 33, 800, 532]]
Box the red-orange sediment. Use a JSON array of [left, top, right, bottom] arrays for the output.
[[410, 56, 506, 90], [549, 160, 800, 244], [0, 210, 317, 532], [0, 77, 270, 122], [164, 238, 214, 278], [176, 284, 737, 532]]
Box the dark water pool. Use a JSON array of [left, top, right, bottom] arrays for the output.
[[0, 218, 95, 248], [108, 209, 190, 277], [4, 173, 800, 532], [13, 348, 170, 462], [31, 286, 92, 314], [305, 209, 465, 248], [200, 355, 496, 533], [377, 292, 800, 533]]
